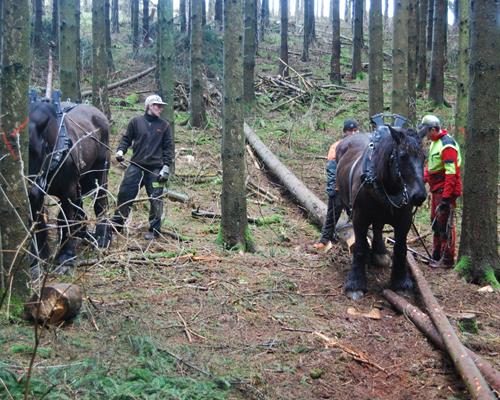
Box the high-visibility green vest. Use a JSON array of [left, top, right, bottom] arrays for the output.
[[428, 134, 462, 175]]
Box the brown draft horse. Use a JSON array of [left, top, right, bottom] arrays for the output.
[[335, 126, 427, 299], [28, 95, 111, 273]]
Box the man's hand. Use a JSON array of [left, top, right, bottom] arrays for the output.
[[157, 165, 170, 183], [438, 197, 451, 211], [116, 150, 124, 162]]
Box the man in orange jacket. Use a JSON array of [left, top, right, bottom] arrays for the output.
[[421, 115, 462, 268]]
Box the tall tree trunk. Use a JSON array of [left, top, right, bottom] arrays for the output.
[[310, 0, 315, 39], [60, 0, 81, 101], [416, 0, 428, 89], [214, 0, 222, 26], [92, 0, 110, 119], [329, 0, 341, 84], [369, 0, 383, 116], [301, 0, 310, 61], [454, 0, 468, 143], [112, 0, 119, 33], [344, 0, 350, 23], [426, 0, 433, 51], [443, 2, 448, 61], [428, 0, 445, 104], [143, 0, 150, 43], [131, 0, 139, 49], [0, 0, 31, 301], [259, 0, 269, 40], [33, 0, 43, 50], [221, 0, 251, 250], [243, 0, 256, 102], [105, 0, 115, 72], [351, 0, 363, 78], [407, 0, 417, 120], [295, 0, 300, 22], [158, 0, 175, 171], [202, 0, 206, 25], [75, 0, 81, 102], [190, 0, 206, 127], [278, 0, 288, 76], [52, 0, 59, 54], [460, 0, 499, 282], [383, 0, 388, 28], [391, 0, 409, 117]]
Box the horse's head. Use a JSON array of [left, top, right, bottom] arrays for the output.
[[28, 101, 58, 177], [386, 126, 427, 207]]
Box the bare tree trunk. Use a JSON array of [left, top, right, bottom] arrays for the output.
[[180, 0, 187, 31], [131, 0, 139, 49], [428, 0, 445, 104], [190, 0, 206, 127], [369, 0, 383, 116], [329, 0, 341, 84], [295, 0, 300, 22], [259, 0, 269, 40], [158, 0, 175, 171], [416, 0, 427, 90], [243, 0, 256, 102], [33, 0, 43, 50], [301, 0, 313, 61], [60, 0, 81, 101], [383, 0, 388, 28], [344, 0, 350, 23], [407, 0, 417, 121], [92, 0, 110, 119], [460, 0, 499, 282], [351, 0, 363, 78], [105, 0, 115, 72], [202, 0, 206, 25], [143, 0, 150, 43], [221, 0, 251, 250], [214, 0, 222, 26], [0, 0, 32, 302], [454, 0, 468, 143], [391, 0, 409, 117], [426, 0, 433, 51], [112, 0, 120, 33], [52, 0, 59, 54], [278, 0, 288, 77]]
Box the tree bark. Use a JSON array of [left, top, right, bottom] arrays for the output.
[[112, 0, 119, 33], [351, 0, 363, 78], [59, 0, 81, 101], [180, 0, 187, 32], [143, 0, 150, 43], [368, 0, 383, 116], [221, 0, 250, 250], [260, 0, 269, 40], [301, 0, 313, 61], [383, 0, 388, 29], [454, 0, 468, 143], [105, 0, 115, 72], [52, 0, 59, 54], [243, 0, 256, 102], [131, 0, 139, 49], [428, 0, 445, 104], [416, 0, 427, 90], [214, 0, 222, 26], [407, 0, 417, 121], [460, 0, 499, 282], [33, 0, 43, 50], [344, 0, 351, 23], [278, 0, 288, 77], [76, 0, 82, 102], [426, 0, 434, 51], [391, 0, 409, 117], [0, 0, 32, 301], [190, 0, 206, 127], [329, 0, 341, 84], [158, 0, 175, 170], [92, 0, 111, 119], [202, 0, 206, 25]]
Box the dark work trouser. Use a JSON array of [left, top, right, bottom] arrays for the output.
[[319, 194, 343, 244], [112, 164, 164, 233]]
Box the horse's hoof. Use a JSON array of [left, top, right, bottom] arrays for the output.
[[391, 277, 414, 292], [346, 290, 365, 300], [372, 253, 391, 268]]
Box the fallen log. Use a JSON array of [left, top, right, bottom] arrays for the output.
[[407, 253, 495, 399], [383, 289, 500, 393], [24, 283, 82, 324]]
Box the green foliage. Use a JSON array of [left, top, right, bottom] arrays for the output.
[[458, 319, 479, 335], [454, 256, 471, 280], [125, 93, 140, 105], [484, 266, 500, 289], [254, 214, 283, 226]]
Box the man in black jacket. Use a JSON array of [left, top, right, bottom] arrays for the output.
[[112, 95, 173, 240]]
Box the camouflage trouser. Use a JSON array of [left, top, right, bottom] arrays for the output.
[[112, 164, 166, 233], [430, 192, 456, 263], [319, 194, 343, 244]]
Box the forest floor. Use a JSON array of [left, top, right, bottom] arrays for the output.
[[1, 21, 500, 400]]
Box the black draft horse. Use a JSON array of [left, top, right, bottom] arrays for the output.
[[335, 126, 427, 300], [28, 98, 111, 271]]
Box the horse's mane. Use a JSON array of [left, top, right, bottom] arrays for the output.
[[29, 100, 57, 119]]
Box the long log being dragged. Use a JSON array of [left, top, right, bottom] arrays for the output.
[[383, 289, 500, 393], [407, 254, 495, 399], [244, 123, 327, 228]]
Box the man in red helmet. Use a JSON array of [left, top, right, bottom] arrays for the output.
[[420, 115, 462, 268]]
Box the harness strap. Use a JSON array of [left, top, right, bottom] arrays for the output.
[[348, 155, 362, 212]]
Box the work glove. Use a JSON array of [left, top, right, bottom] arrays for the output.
[[157, 165, 170, 183], [116, 150, 124, 162]]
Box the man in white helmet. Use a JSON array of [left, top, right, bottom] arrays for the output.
[[420, 114, 462, 268], [112, 94, 173, 240]]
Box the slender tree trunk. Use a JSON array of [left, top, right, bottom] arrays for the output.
[[428, 0, 445, 104], [391, 0, 409, 117], [112, 0, 120, 33], [190, 0, 206, 127], [383, 0, 388, 28], [278, 0, 288, 76], [260, 0, 269, 40], [417, 0, 427, 89], [295, 0, 300, 22], [158, 0, 175, 171], [301, 0, 314, 61], [329, 0, 341, 84], [351, 0, 363, 78], [344, 0, 350, 23], [33, 0, 43, 50], [460, 0, 499, 282], [214, 0, 222, 26], [75, 0, 82, 102], [407, 0, 417, 120], [369, 0, 383, 116], [52, 0, 59, 54], [310, 0, 315, 39], [426, 0, 433, 51], [202, 0, 206, 25], [221, 0, 251, 250], [92, 0, 110, 119], [243, 0, 256, 102], [60, 0, 81, 101], [0, 0, 31, 301], [443, 3, 448, 61], [131, 0, 139, 49], [452, 0, 458, 26], [105, 0, 115, 72], [143, 0, 150, 43], [454, 0, 468, 143]]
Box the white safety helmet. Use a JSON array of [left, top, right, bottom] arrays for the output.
[[420, 114, 441, 128], [145, 94, 167, 110]]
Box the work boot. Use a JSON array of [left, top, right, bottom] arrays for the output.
[[313, 241, 333, 252], [429, 256, 454, 269], [144, 230, 160, 240]]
